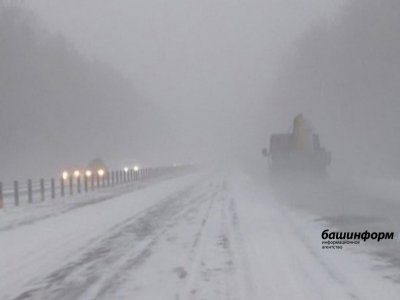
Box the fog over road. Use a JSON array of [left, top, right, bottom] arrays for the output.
[[1, 1, 400, 299]]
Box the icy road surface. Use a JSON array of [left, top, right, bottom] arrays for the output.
[[1, 171, 400, 299]]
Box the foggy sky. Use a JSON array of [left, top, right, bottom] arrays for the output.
[[1, 1, 346, 181], [24, 1, 344, 166], [269, 0, 400, 177]]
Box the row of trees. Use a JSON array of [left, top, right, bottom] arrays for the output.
[[0, 2, 155, 181]]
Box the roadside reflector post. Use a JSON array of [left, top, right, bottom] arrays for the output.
[[14, 180, 19, 206], [40, 178, 45, 201], [51, 178, 55, 199], [28, 179, 33, 203]]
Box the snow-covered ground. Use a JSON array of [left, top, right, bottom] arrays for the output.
[[1, 170, 400, 299]]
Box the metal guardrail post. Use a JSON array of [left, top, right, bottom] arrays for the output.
[[51, 178, 55, 199], [0, 182, 3, 209], [28, 179, 33, 203], [77, 176, 81, 194], [40, 178, 45, 201], [91, 174, 95, 191], [60, 177, 65, 197], [96, 174, 100, 189], [69, 176, 73, 196], [14, 180, 19, 206], [84, 175, 88, 193]]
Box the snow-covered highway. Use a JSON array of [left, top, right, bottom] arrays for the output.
[[1, 171, 400, 299]]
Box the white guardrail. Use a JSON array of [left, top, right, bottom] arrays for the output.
[[0, 165, 194, 209]]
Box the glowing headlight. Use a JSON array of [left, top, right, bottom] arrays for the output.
[[98, 169, 105, 177]]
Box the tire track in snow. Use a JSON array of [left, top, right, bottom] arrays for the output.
[[12, 182, 211, 300], [177, 180, 246, 300]]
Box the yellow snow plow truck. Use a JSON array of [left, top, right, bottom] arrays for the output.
[[262, 114, 331, 175]]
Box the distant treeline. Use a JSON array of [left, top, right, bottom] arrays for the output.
[[0, 2, 153, 180]]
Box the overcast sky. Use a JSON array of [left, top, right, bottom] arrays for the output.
[[23, 1, 344, 163]]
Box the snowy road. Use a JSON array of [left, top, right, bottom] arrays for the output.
[[1, 171, 400, 299]]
